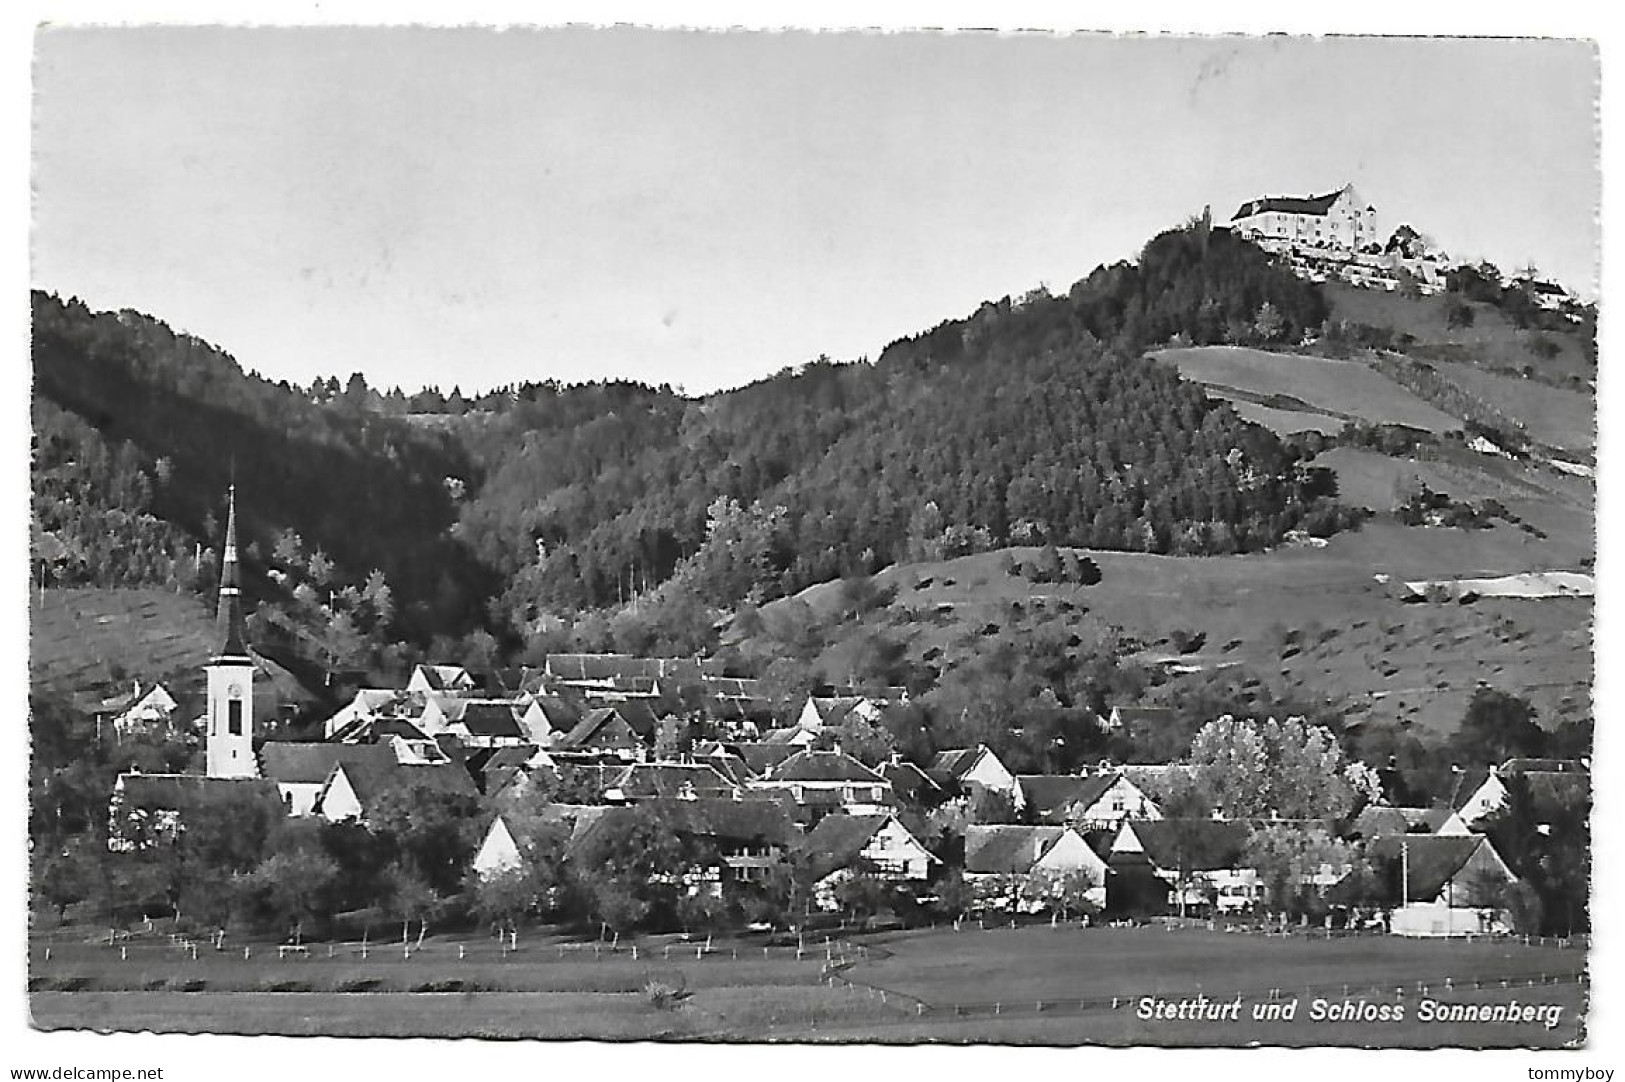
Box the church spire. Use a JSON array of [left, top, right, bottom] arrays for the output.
[[215, 484, 250, 660]]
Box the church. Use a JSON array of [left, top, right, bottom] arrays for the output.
[[107, 487, 282, 849]]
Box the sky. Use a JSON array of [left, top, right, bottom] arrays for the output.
[[30, 30, 1598, 397]]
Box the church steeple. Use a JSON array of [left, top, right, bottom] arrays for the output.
[[205, 484, 256, 779], [215, 484, 250, 660]]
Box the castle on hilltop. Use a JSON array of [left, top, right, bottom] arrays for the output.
[[1226, 183, 1450, 296]]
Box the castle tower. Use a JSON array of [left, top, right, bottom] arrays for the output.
[[205, 485, 257, 778]]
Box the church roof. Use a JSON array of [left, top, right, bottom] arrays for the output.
[[213, 486, 251, 660]]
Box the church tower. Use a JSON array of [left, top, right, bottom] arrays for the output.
[[205, 485, 257, 778]]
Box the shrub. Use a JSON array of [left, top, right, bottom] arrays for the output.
[[643, 974, 689, 1011]]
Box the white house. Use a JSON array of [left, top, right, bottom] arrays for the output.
[[928, 745, 1024, 810], [406, 664, 477, 695], [799, 813, 937, 910], [964, 824, 1110, 908], [110, 682, 178, 735], [257, 742, 396, 816], [746, 748, 894, 821], [1364, 833, 1520, 936], [1018, 772, 1162, 830]]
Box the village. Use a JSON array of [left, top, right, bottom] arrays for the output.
[[89, 486, 1589, 947]]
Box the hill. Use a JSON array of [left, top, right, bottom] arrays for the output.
[[28, 587, 317, 720]]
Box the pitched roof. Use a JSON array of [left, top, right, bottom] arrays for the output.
[[456, 701, 527, 739], [609, 762, 739, 800], [330, 758, 478, 812], [1366, 834, 1495, 900], [558, 707, 646, 750], [115, 772, 282, 812], [797, 813, 893, 881], [568, 797, 795, 856], [731, 743, 798, 777], [413, 664, 473, 691], [1501, 758, 1588, 776], [964, 825, 1074, 875], [761, 726, 814, 746], [467, 745, 540, 794], [1016, 775, 1119, 822], [928, 746, 987, 782], [1232, 189, 1345, 221], [767, 749, 884, 784], [805, 696, 866, 726], [1118, 820, 1249, 872], [1447, 768, 1495, 812], [880, 760, 942, 801], [258, 742, 395, 786], [1351, 805, 1455, 837]]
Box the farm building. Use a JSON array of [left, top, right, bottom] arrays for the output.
[[1018, 772, 1162, 830], [1362, 833, 1520, 936], [964, 824, 1109, 908], [1106, 819, 1255, 917], [928, 745, 1024, 810], [799, 813, 936, 910]]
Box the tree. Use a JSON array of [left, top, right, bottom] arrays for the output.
[[1243, 823, 1352, 918], [1452, 687, 1546, 766], [1021, 867, 1102, 920], [1253, 302, 1285, 343], [1185, 714, 1369, 820], [569, 805, 701, 934]]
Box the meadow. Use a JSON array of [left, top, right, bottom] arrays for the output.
[[29, 924, 1586, 1047]]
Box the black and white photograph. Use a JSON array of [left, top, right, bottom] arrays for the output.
[[18, 11, 1607, 1065]]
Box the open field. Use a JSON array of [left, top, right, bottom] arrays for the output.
[[1323, 282, 1594, 387], [1223, 398, 1346, 437], [763, 517, 1592, 735], [1435, 361, 1594, 455], [30, 925, 1586, 1046], [29, 587, 216, 700], [1152, 346, 1461, 433]]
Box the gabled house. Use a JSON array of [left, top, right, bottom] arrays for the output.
[[407, 664, 477, 695], [1107, 819, 1253, 916], [879, 758, 944, 807], [313, 757, 478, 824], [563, 797, 796, 893], [730, 742, 799, 779], [603, 761, 741, 802], [760, 725, 820, 748], [425, 699, 531, 749], [110, 682, 178, 735], [258, 742, 398, 816], [928, 745, 1024, 810], [796, 695, 882, 731], [1447, 758, 1590, 830], [747, 748, 894, 822], [554, 703, 659, 757], [516, 694, 583, 746], [1349, 805, 1471, 839], [1362, 833, 1520, 936], [473, 802, 606, 881], [322, 687, 412, 739], [798, 813, 936, 910], [1097, 705, 1179, 740], [964, 824, 1109, 908], [1018, 772, 1161, 830]]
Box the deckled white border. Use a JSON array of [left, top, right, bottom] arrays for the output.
[[5, 6, 1614, 1082]]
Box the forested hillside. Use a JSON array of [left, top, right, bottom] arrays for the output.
[[31, 292, 496, 641], [461, 220, 1347, 633]]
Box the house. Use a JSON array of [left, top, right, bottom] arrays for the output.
[[928, 745, 1023, 810], [760, 725, 820, 748], [730, 742, 799, 779], [796, 695, 883, 731], [108, 772, 284, 851], [1362, 833, 1520, 936], [322, 687, 412, 739], [516, 694, 583, 746], [1448, 759, 1589, 829], [421, 698, 531, 748], [257, 742, 398, 816], [1230, 184, 1379, 255], [313, 756, 478, 824], [879, 758, 944, 807], [109, 682, 178, 735], [1098, 705, 1179, 739], [554, 703, 660, 757], [406, 664, 477, 695], [1106, 819, 1253, 916], [690, 742, 756, 787], [563, 798, 796, 893], [798, 813, 936, 910], [1018, 772, 1162, 830], [747, 748, 894, 822], [473, 803, 607, 880], [603, 761, 741, 802], [1349, 805, 1471, 839], [964, 825, 1110, 908]]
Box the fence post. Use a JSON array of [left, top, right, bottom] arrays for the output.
[[120, 946, 127, 962], [458, 944, 465, 960]]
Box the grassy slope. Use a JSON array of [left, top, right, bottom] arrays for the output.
[[1152, 346, 1462, 433], [28, 587, 314, 715], [760, 519, 1592, 736], [1434, 361, 1595, 455]]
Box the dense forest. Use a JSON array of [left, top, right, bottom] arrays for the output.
[[457, 220, 1347, 634], [32, 219, 1351, 667]]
